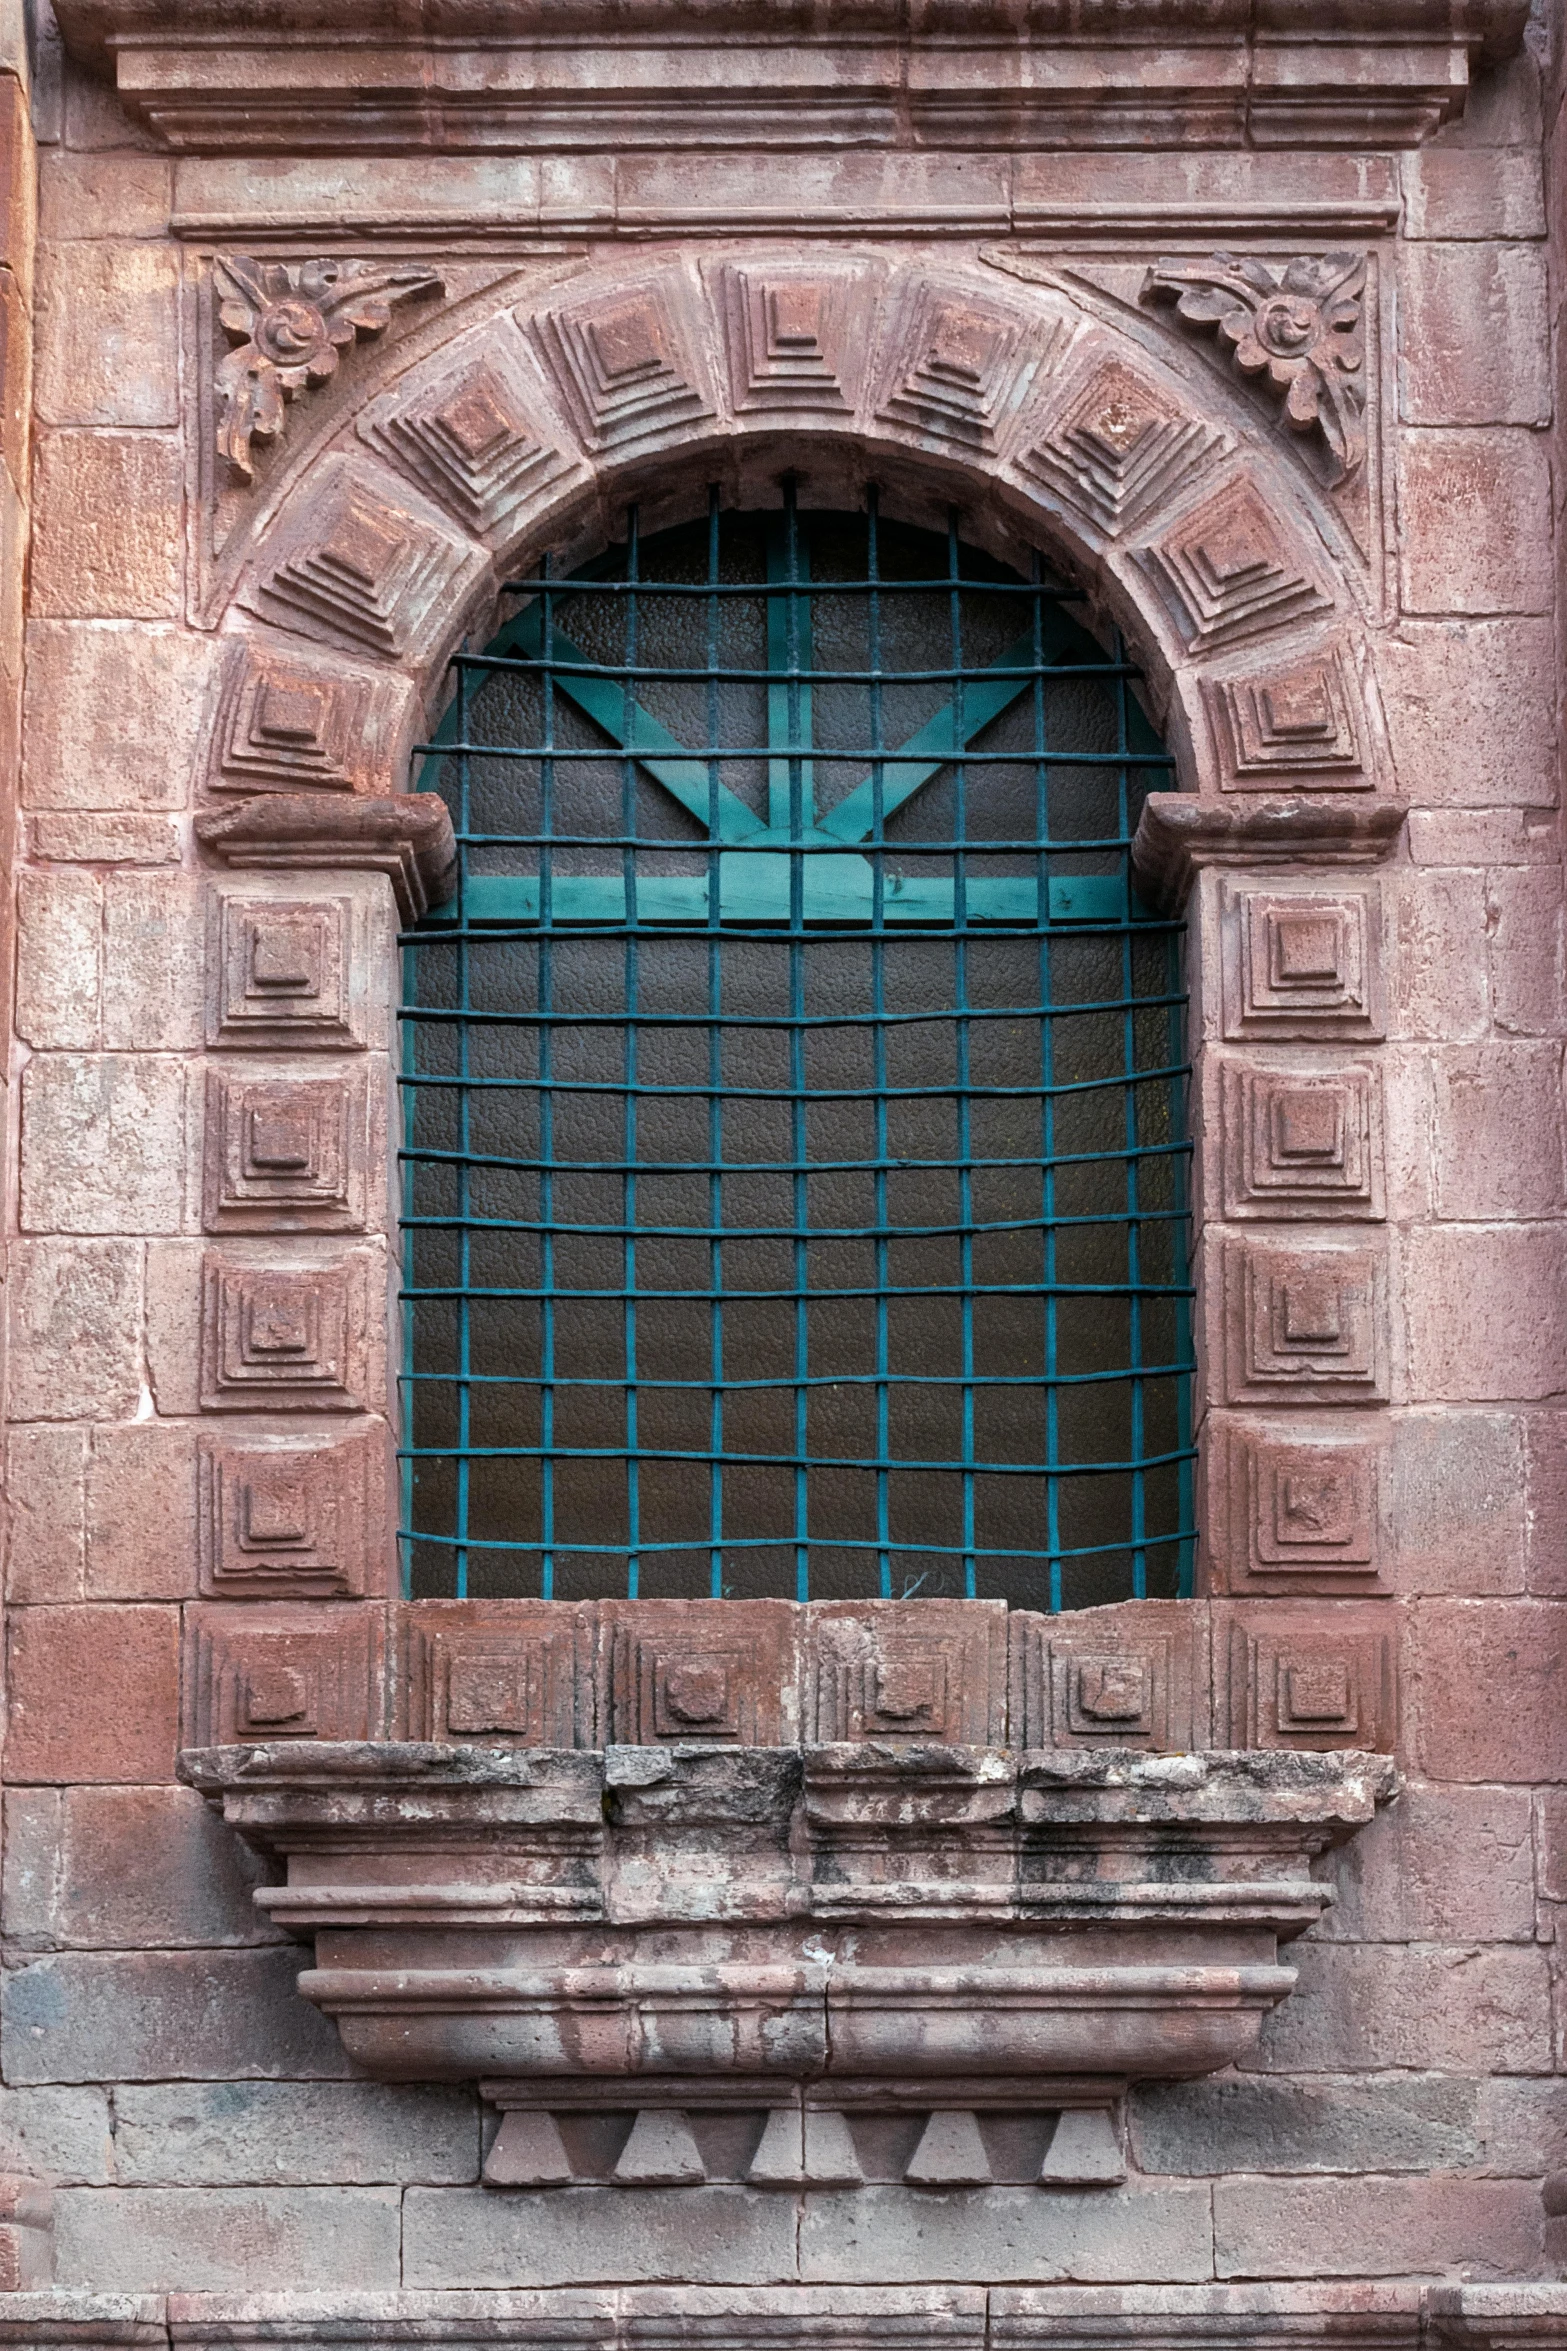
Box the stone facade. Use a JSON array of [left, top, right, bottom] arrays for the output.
[[0, 0, 1563, 2331]]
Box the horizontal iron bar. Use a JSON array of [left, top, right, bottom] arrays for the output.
[[451, 655, 1153, 690], [496, 577, 1085, 601], [399, 1140, 1193, 1179], [402, 1278, 1194, 1302], [424, 744, 1169, 770], [400, 1206, 1187, 1240], [400, 989, 1182, 1032], [397, 1060, 1190, 1102], [400, 1360, 1194, 1392], [399, 1439, 1194, 1476], [398, 1527, 1192, 1566]]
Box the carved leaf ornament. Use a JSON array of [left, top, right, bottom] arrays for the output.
[[215, 255, 445, 481], [1142, 252, 1366, 484]]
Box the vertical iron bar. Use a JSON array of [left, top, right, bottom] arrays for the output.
[[706, 487, 725, 1595], [1032, 550, 1062, 1614], [948, 511, 975, 1599], [454, 645, 473, 1599], [784, 485, 810, 1599], [867, 488, 891, 1600], [1115, 625, 1148, 1600], [623, 506, 642, 1596], [538, 553, 557, 1599]]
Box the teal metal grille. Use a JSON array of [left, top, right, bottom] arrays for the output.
[[399, 489, 1194, 1607]]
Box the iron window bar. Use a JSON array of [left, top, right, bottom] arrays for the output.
[[399, 484, 1194, 1609]]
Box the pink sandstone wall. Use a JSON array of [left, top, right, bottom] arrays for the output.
[[0, 0, 1563, 2320]]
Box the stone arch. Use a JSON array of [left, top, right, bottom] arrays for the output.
[[194, 248, 1397, 821]]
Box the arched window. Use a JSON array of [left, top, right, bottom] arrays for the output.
[[400, 487, 1193, 1609]]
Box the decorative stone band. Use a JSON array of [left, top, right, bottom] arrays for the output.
[[181, 1740, 1394, 2102], [52, 0, 1529, 151], [0, 2278, 1550, 2349], [194, 793, 458, 924], [1130, 792, 1408, 912]]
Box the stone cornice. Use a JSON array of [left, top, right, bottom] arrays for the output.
[[54, 0, 1529, 152], [1131, 794, 1409, 913], [194, 792, 458, 924]]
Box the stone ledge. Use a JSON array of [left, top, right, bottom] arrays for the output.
[[51, 0, 1529, 152], [1131, 794, 1409, 912], [0, 2282, 1507, 2349], [193, 794, 457, 926]]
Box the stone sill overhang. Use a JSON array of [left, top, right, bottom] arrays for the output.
[[182, 1741, 1394, 2096], [52, 0, 1529, 152]]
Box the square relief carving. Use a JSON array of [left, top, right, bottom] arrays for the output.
[[1008, 1605, 1203, 1749], [1221, 1607, 1396, 1752], [397, 1602, 591, 1744], [208, 894, 360, 1051], [359, 341, 584, 543], [1222, 1235, 1388, 1404], [182, 1604, 389, 1746], [1206, 647, 1366, 789], [206, 637, 415, 796], [1211, 1419, 1382, 1587], [1137, 478, 1332, 654], [1221, 882, 1384, 1042], [198, 1426, 382, 1599], [714, 259, 878, 416], [203, 1064, 370, 1232], [1219, 1058, 1384, 1220], [604, 1600, 800, 1746], [808, 1600, 1006, 1745], [530, 279, 717, 455], [200, 1252, 366, 1412]]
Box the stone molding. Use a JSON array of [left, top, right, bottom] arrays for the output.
[[181, 1735, 1392, 2096], [1130, 796, 1408, 912], [194, 794, 457, 923], [0, 2279, 1540, 2345], [52, 0, 1528, 151]]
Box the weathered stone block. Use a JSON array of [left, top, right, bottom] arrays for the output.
[[112, 2083, 479, 2186], [31, 814, 182, 863], [86, 1422, 198, 1600], [37, 153, 170, 242], [16, 871, 100, 1049], [1405, 1226, 1567, 1403], [37, 1786, 279, 1949], [1414, 1599, 1567, 1781], [1476, 2077, 1567, 2177], [23, 623, 216, 811], [1398, 244, 1551, 426], [1386, 870, 1491, 1042], [1400, 430, 1554, 616], [29, 433, 183, 621], [1315, 1780, 1535, 1941], [5, 1425, 87, 1601], [1402, 150, 1547, 239], [1381, 621, 1555, 806], [0, 2088, 113, 2186], [1, 1950, 355, 2085], [1523, 1412, 1567, 1596], [20, 1054, 186, 1235], [6, 1241, 141, 1420], [1388, 1412, 1527, 1595], [1130, 2073, 1479, 2176], [51, 2187, 399, 2294], [796, 2183, 1213, 2284], [34, 242, 179, 428], [401, 2186, 797, 2287], [1249, 1941, 1552, 2074], [4, 1603, 178, 1784], [1430, 1044, 1565, 1219], [102, 874, 203, 1051], [1486, 868, 1565, 1035], [1214, 2174, 1543, 2279]]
